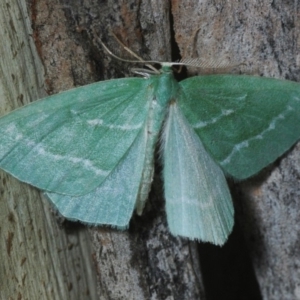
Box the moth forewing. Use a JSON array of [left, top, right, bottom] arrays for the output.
[[179, 75, 300, 180]]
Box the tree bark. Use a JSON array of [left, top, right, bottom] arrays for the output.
[[0, 1, 97, 299], [2, 0, 300, 299], [172, 1, 300, 299]]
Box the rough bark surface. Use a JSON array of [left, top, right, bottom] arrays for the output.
[[1, 1, 97, 299], [172, 1, 300, 299], [2, 0, 300, 299]]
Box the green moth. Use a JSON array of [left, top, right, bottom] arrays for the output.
[[1, 64, 300, 245]]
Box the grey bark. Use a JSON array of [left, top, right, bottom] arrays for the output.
[[172, 1, 300, 299], [2, 0, 300, 299], [0, 1, 97, 299]]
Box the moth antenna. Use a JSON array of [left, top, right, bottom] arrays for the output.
[[99, 34, 161, 74], [174, 27, 241, 72], [110, 32, 145, 62], [178, 57, 233, 68], [100, 32, 241, 74]]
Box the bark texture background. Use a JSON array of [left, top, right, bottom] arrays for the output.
[[1, 0, 300, 299]]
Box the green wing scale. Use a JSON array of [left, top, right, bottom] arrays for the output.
[[163, 101, 233, 245], [1, 64, 300, 245], [47, 128, 148, 227], [0, 78, 152, 195], [179, 75, 300, 179]]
